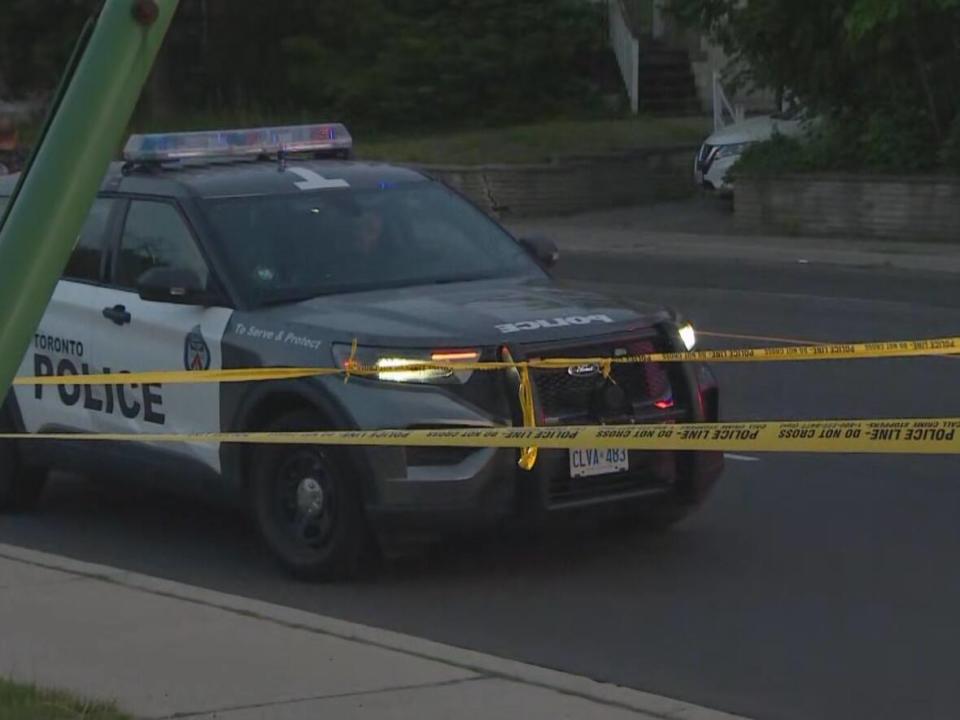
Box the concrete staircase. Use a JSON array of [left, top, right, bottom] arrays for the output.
[[608, 0, 702, 115], [637, 40, 701, 115]]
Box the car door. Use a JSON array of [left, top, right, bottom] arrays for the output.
[[99, 198, 233, 475], [13, 196, 124, 436]]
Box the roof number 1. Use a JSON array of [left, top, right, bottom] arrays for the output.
[[286, 167, 350, 191]]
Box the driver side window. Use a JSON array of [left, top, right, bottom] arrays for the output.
[[116, 201, 209, 290]]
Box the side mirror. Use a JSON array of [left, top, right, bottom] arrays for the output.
[[137, 267, 211, 305], [519, 237, 560, 269]]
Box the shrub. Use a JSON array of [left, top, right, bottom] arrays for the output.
[[3, 0, 617, 134], [734, 110, 955, 177]]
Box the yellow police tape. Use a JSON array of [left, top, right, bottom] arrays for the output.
[[12, 335, 960, 387], [2, 417, 959, 454]]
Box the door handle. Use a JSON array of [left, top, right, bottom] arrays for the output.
[[102, 304, 132, 326]]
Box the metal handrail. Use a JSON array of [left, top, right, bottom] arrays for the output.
[[608, 0, 641, 114]]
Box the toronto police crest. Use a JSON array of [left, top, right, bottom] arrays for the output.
[[184, 326, 211, 371]]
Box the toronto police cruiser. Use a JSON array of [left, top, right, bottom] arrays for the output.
[[0, 123, 723, 578]]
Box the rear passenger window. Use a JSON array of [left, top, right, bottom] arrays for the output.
[[64, 198, 116, 283]]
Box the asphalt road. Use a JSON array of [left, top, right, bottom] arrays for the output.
[[3, 249, 960, 720]]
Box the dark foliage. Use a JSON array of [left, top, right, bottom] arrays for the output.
[[0, 0, 615, 132]]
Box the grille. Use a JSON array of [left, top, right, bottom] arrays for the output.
[[528, 338, 673, 423], [697, 144, 717, 172]]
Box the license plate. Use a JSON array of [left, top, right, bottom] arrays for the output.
[[569, 448, 629, 478]]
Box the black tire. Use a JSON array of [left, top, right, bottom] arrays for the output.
[[250, 411, 368, 580], [0, 439, 47, 512]]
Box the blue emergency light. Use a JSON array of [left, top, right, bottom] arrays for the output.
[[123, 123, 353, 163]]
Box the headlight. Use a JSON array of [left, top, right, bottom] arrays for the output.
[[332, 344, 479, 384], [714, 142, 751, 159], [678, 323, 697, 351]]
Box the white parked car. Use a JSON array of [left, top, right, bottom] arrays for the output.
[[695, 110, 808, 191]]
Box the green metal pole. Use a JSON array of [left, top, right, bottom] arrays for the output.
[[0, 0, 179, 397]]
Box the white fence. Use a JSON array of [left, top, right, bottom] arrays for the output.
[[608, 0, 640, 114], [712, 71, 745, 132], [651, 0, 665, 38]]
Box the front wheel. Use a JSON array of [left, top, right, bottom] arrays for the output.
[[250, 411, 369, 580], [0, 439, 47, 512]]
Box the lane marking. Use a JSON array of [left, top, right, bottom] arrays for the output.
[[724, 453, 760, 463], [700, 330, 821, 346]]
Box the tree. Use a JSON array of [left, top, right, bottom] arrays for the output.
[[278, 0, 609, 130], [1, 0, 612, 133], [668, 0, 960, 143], [844, 0, 960, 140], [0, 0, 99, 99]]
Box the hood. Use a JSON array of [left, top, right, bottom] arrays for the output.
[[705, 115, 805, 146], [241, 277, 673, 350]]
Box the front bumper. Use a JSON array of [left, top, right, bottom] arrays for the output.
[[344, 360, 724, 536], [366, 442, 724, 536]]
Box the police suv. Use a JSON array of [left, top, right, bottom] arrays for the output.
[[0, 124, 723, 578]]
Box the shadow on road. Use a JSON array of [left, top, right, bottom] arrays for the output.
[[13, 472, 708, 588]]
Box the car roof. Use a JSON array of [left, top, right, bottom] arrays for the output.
[[0, 158, 429, 199]]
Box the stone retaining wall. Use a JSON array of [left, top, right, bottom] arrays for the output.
[[420, 146, 696, 218], [735, 174, 960, 241]]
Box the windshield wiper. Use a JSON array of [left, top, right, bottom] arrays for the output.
[[257, 290, 337, 307], [256, 274, 506, 307], [427, 274, 491, 286]]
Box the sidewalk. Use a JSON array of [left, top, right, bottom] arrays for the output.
[[0, 544, 747, 720], [508, 201, 960, 275]]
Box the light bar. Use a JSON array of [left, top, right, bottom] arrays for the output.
[[431, 350, 481, 363], [123, 123, 352, 163]]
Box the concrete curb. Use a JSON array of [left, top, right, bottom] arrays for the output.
[[506, 222, 960, 275], [0, 543, 748, 720]]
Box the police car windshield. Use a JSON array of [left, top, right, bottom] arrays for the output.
[[202, 182, 543, 306]]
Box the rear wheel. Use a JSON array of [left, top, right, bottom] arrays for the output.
[[250, 411, 369, 580], [0, 439, 47, 512]]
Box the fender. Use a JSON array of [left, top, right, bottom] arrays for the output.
[[218, 378, 377, 499]]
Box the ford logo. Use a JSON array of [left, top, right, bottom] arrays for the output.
[[568, 363, 601, 378]]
